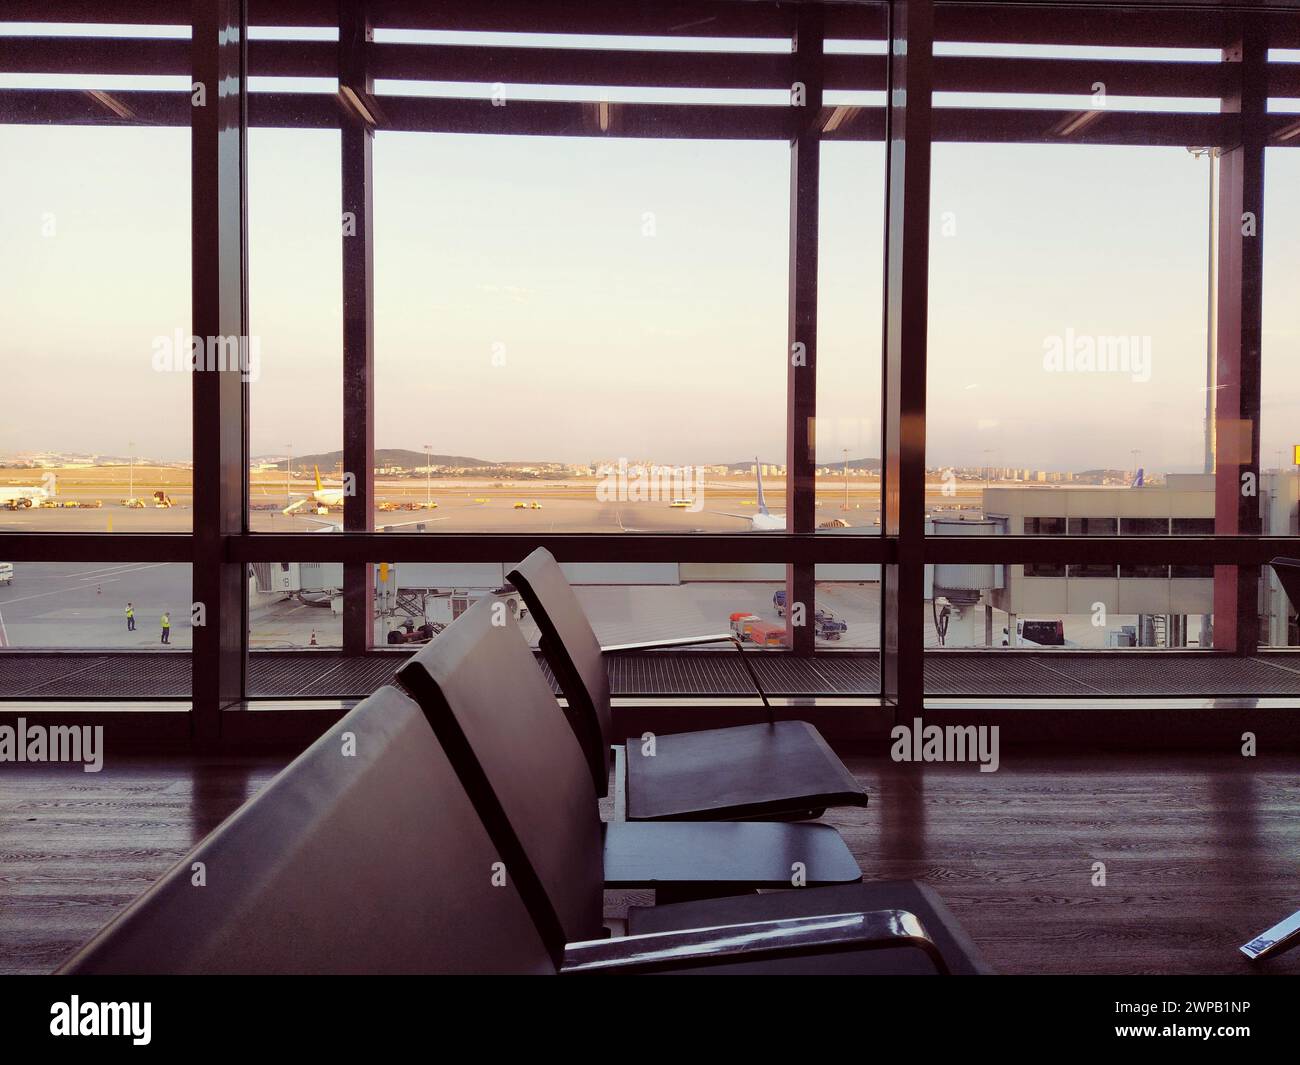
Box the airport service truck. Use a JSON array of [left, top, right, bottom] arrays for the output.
[[746, 621, 788, 647], [772, 589, 848, 638]]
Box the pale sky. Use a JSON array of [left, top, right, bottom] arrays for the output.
[[3, 26, 1300, 474]]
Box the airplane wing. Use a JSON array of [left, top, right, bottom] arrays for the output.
[[282, 497, 310, 514], [299, 516, 341, 532]]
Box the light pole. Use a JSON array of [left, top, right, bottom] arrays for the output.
[[285, 443, 292, 507], [424, 444, 433, 508], [841, 448, 850, 511], [127, 439, 135, 500]]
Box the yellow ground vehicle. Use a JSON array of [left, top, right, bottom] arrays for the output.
[[529, 501, 542, 510], [513, 501, 526, 509]]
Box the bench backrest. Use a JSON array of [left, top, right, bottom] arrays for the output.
[[398, 595, 606, 953], [507, 547, 612, 796], [61, 686, 552, 975]]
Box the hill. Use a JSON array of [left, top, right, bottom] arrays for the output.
[[262, 449, 495, 471]]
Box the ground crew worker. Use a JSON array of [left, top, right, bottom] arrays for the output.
[[160, 611, 171, 645], [125, 602, 135, 632]]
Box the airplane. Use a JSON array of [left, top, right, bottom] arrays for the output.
[[0, 483, 50, 508], [1131, 467, 1145, 488], [711, 457, 786, 531], [283, 465, 347, 515]]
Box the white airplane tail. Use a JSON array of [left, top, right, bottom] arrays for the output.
[[755, 457, 770, 516]]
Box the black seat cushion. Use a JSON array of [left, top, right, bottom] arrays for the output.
[[626, 720, 868, 821]]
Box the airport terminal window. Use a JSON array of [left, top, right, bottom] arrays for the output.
[[249, 563, 343, 650], [927, 142, 1213, 536], [1262, 147, 1300, 525], [817, 142, 885, 534], [0, 564, 192, 700], [815, 564, 881, 655], [1023, 518, 1066, 576], [0, 119, 193, 531], [248, 129, 343, 533], [5, 3, 1299, 707], [373, 132, 788, 536], [1066, 518, 1116, 578], [1171, 518, 1214, 578], [936, 546, 1213, 652], [1120, 518, 1170, 579]]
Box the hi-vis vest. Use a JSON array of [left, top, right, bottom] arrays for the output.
[[125, 606, 134, 617], [161, 615, 170, 629]]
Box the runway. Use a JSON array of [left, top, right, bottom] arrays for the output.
[[1, 465, 968, 534]]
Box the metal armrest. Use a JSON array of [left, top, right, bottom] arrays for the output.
[[560, 909, 950, 975], [602, 633, 744, 653], [1240, 908, 1300, 961], [601, 633, 772, 719]]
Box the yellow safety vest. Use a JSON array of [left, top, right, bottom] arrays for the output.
[[161, 616, 170, 629], [125, 607, 133, 617]]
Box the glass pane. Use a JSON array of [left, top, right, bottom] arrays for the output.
[[927, 142, 1226, 533], [0, 120, 192, 530], [373, 133, 788, 533], [248, 128, 343, 532], [817, 140, 884, 531], [0, 560, 192, 657], [249, 562, 343, 649], [927, 561, 1213, 649]]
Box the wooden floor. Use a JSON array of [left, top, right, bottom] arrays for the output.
[[2, 752, 1298, 975]]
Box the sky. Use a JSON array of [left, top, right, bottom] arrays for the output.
[[3, 24, 1300, 474]]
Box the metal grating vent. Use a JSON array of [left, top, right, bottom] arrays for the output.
[[5, 650, 1300, 701], [0, 653, 191, 698], [606, 652, 880, 696], [925, 654, 1092, 697], [247, 653, 407, 697]]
